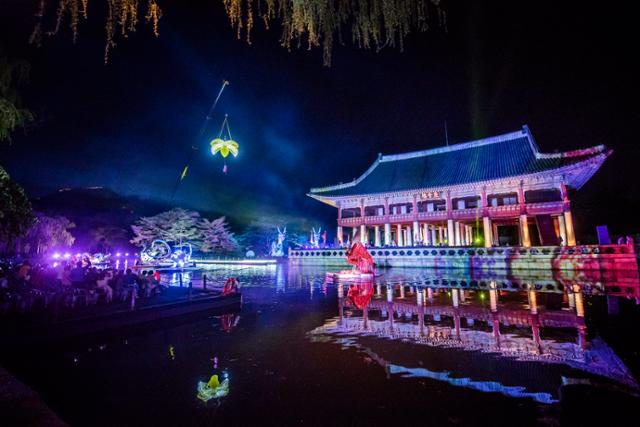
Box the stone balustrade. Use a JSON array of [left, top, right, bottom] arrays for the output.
[[288, 244, 638, 271]]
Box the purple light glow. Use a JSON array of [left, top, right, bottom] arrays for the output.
[[52, 253, 61, 259], [116, 252, 122, 257]]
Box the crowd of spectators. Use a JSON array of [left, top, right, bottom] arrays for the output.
[[0, 259, 166, 313]]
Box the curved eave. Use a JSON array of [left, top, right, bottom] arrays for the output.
[[307, 193, 338, 207], [562, 149, 612, 190]]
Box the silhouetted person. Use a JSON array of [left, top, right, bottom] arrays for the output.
[[70, 261, 85, 288]]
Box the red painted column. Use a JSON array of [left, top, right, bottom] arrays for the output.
[[481, 187, 488, 216], [359, 200, 366, 244], [481, 186, 492, 247], [560, 183, 576, 246], [518, 182, 526, 215], [384, 197, 390, 221], [492, 316, 501, 349], [336, 203, 344, 245], [578, 324, 587, 351], [446, 191, 455, 246], [418, 292, 425, 336], [531, 314, 542, 354], [561, 182, 570, 206]]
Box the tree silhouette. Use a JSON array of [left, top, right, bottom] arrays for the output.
[[130, 207, 237, 254], [0, 54, 33, 142], [19, 212, 75, 255], [0, 166, 34, 253]]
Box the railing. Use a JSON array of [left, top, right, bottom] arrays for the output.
[[339, 201, 595, 226], [339, 216, 361, 226], [364, 215, 386, 225], [486, 204, 520, 217], [390, 213, 414, 222], [290, 243, 635, 258], [451, 208, 481, 220], [526, 201, 564, 215], [417, 211, 447, 221]]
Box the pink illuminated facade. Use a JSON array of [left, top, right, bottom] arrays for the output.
[[309, 126, 610, 248]]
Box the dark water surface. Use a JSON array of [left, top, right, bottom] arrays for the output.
[[3, 264, 640, 426]]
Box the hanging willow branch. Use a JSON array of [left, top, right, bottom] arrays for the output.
[[30, 0, 162, 64], [30, 1, 446, 65]]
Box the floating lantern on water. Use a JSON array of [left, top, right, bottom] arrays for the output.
[[197, 373, 230, 402]]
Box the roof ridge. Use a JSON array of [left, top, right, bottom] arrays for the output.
[[310, 127, 530, 194], [535, 144, 607, 159], [380, 128, 529, 162]]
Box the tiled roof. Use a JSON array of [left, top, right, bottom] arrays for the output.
[[310, 126, 608, 198]]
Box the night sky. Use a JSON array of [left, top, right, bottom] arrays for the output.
[[0, 1, 637, 239]]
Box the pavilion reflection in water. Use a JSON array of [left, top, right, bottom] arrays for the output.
[[308, 269, 640, 404]]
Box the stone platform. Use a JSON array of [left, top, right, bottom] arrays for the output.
[[289, 243, 638, 271]]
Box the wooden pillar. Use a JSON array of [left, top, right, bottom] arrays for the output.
[[489, 281, 498, 313], [481, 187, 491, 248], [338, 284, 344, 324], [483, 216, 492, 248], [517, 183, 526, 213], [383, 197, 390, 221], [564, 210, 576, 246], [412, 195, 418, 219], [557, 214, 567, 246], [447, 220, 455, 247], [519, 214, 531, 247], [374, 225, 381, 247], [336, 205, 343, 245], [384, 223, 391, 246], [573, 285, 584, 317], [528, 288, 538, 314]]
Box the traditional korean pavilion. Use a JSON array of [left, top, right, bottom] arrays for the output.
[[308, 126, 610, 248]]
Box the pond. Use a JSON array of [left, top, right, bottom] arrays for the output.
[[2, 263, 640, 426]]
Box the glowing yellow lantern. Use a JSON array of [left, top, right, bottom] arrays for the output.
[[210, 138, 239, 158]]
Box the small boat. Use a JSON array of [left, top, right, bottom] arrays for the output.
[[325, 242, 381, 282], [325, 271, 382, 282]]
